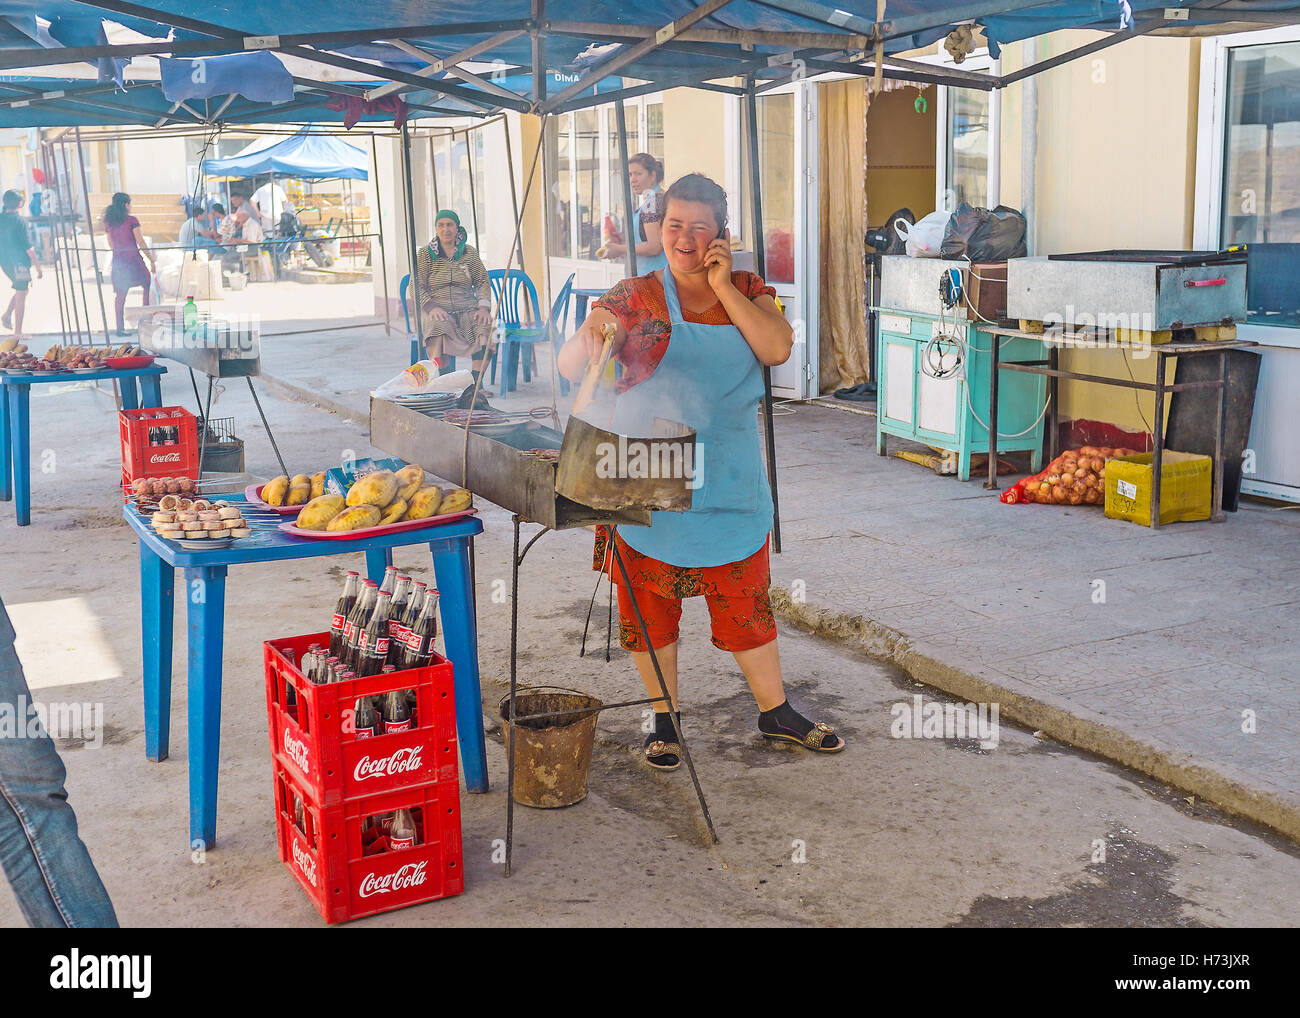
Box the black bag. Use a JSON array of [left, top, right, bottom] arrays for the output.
[[940, 203, 1027, 261]]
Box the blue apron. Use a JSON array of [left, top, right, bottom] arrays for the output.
[[608, 268, 772, 568], [631, 186, 668, 274]]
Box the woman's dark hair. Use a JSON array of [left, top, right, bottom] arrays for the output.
[[662, 173, 727, 234], [2, 189, 21, 211], [103, 192, 131, 228], [629, 152, 663, 184], [212, 203, 226, 216]]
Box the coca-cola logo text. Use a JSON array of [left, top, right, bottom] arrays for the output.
[[354, 746, 424, 782], [292, 839, 318, 888], [358, 860, 427, 898], [149, 451, 182, 464], [283, 729, 311, 774]]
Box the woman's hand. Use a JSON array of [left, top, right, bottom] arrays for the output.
[[704, 230, 733, 294], [557, 311, 622, 382], [473, 307, 492, 329], [600, 243, 624, 260], [428, 306, 451, 322]]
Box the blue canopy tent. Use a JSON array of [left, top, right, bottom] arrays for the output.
[[201, 125, 369, 180]]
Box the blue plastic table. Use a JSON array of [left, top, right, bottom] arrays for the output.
[[1, 365, 166, 525], [123, 500, 487, 849]]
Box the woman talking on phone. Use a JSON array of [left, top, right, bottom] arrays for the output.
[[558, 173, 844, 770]]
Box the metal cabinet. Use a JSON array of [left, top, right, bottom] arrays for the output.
[[875, 310, 1048, 480]]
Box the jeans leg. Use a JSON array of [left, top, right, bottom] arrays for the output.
[[0, 613, 118, 928]]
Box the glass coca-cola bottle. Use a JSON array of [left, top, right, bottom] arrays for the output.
[[380, 689, 412, 734], [388, 808, 417, 850], [343, 581, 378, 670], [330, 571, 359, 657], [357, 590, 393, 677], [354, 694, 379, 739], [378, 565, 398, 598], [401, 589, 440, 669], [387, 576, 412, 664], [323, 656, 340, 684]]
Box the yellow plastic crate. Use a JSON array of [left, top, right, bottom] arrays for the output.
[[1104, 451, 1212, 527]]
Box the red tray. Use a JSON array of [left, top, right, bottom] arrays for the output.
[[245, 481, 308, 515], [278, 508, 477, 540], [105, 354, 156, 370]]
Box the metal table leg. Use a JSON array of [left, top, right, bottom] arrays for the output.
[[1152, 350, 1166, 530], [141, 543, 175, 761], [1212, 350, 1227, 522], [985, 331, 1000, 490], [9, 384, 30, 525], [185, 563, 227, 850], [0, 384, 11, 502], [431, 534, 488, 795]]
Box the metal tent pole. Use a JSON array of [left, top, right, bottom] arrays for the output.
[[465, 128, 482, 253], [745, 78, 783, 555], [503, 115, 523, 273], [39, 142, 72, 343], [614, 98, 638, 278], [427, 134, 441, 215], [56, 139, 90, 344], [400, 122, 425, 362], [73, 127, 114, 346], [369, 132, 392, 336]]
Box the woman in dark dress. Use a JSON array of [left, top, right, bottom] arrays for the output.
[[103, 193, 156, 336]]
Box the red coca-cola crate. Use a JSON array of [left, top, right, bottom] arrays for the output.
[[119, 405, 199, 481], [264, 632, 459, 807], [273, 767, 464, 923]]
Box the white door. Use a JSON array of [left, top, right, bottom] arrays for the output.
[[740, 83, 819, 400]]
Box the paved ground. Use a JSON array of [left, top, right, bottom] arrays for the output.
[[2, 284, 1298, 927]]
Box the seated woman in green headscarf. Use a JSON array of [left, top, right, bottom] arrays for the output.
[[412, 209, 495, 392]]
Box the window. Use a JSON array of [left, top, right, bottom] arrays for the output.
[[946, 88, 990, 208], [736, 91, 797, 284], [546, 95, 664, 263], [1219, 39, 1300, 327]]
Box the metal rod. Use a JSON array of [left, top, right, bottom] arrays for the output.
[[1212, 351, 1227, 522], [246, 377, 289, 478], [1152, 351, 1166, 530], [609, 530, 718, 844], [73, 127, 114, 345], [510, 696, 668, 723], [400, 122, 426, 364], [745, 79, 783, 555], [58, 139, 92, 345], [200, 375, 214, 476], [614, 98, 638, 278], [503, 114, 523, 273], [505, 515, 521, 877], [369, 133, 392, 336], [985, 331, 1001, 490], [466, 130, 481, 254], [39, 142, 72, 343], [996, 20, 1165, 88]]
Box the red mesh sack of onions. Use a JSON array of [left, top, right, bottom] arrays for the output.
[[999, 446, 1139, 506]]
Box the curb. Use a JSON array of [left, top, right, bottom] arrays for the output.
[[768, 587, 1300, 844], [257, 371, 368, 423]]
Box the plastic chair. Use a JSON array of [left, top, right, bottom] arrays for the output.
[[489, 269, 576, 394], [400, 272, 459, 374], [522, 273, 576, 396]]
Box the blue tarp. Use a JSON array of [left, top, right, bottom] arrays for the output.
[[0, 0, 1297, 127], [158, 51, 293, 104], [201, 126, 368, 179]]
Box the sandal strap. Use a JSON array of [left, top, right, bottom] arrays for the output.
[[803, 721, 836, 750], [644, 740, 681, 759]]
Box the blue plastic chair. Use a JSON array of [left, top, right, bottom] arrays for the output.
[[488, 269, 546, 393], [400, 272, 459, 374]]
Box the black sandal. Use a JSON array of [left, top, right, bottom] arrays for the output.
[[761, 719, 845, 753], [643, 737, 682, 771]]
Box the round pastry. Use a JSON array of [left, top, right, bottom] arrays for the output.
[[221, 518, 244, 530], [182, 520, 204, 533], [158, 494, 180, 511], [158, 529, 185, 541], [228, 528, 251, 539], [177, 498, 193, 510], [197, 511, 221, 523], [151, 511, 176, 525], [217, 506, 241, 520], [186, 530, 209, 539], [192, 499, 211, 511], [205, 530, 226, 539]]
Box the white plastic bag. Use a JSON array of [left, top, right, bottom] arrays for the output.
[[895, 210, 951, 258], [371, 363, 475, 399]]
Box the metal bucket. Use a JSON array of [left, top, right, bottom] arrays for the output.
[[499, 687, 602, 808]]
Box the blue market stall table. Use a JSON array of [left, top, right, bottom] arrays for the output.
[[123, 501, 486, 849], [1, 365, 166, 526]]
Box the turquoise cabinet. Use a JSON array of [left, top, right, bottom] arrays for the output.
[[875, 310, 1047, 480]]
